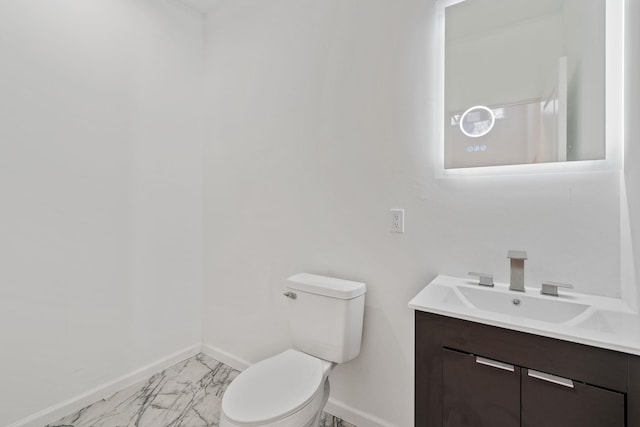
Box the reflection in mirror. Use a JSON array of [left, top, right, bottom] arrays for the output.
[[443, 0, 606, 169]]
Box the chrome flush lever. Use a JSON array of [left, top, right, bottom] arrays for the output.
[[283, 291, 297, 300]]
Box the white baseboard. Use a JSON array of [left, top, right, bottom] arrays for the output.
[[201, 343, 398, 427], [8, 344, 202, 427], [201, 343, 252, 371], [324, 399, 399, 427]]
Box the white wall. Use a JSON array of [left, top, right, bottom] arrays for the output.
[[202, 0, 622, 425], [0, 1, 204, 424]]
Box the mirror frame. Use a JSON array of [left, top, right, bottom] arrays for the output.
[[434, 0, 625, 177]]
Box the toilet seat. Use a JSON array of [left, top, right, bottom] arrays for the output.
[[221, 349, 332, 426]]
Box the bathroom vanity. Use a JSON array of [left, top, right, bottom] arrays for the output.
[[410, 276, 640, 426]]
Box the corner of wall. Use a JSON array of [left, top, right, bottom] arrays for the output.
[[620, 175, 638, 311], [622, 0, 640, 311]]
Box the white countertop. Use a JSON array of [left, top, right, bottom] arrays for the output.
[[409, 275, 640, 356]]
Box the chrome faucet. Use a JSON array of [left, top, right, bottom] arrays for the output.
[[507, 250, 527, 292]]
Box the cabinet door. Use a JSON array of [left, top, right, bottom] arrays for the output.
[[522, 369, 625, 427], [442, 348, 520, 427]]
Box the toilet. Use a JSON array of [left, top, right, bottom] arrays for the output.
[[220, 273, 366, 427]]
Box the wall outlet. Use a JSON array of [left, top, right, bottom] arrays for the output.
[[390, 209, 404, 233]]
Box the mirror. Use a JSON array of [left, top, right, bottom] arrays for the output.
[[441, 0, 607, 170]]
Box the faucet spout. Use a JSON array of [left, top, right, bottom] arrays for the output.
[[507, 250, 528, 292]]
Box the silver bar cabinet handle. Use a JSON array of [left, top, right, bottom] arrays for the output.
[[528, 369, 574, 388], [475, 356, 515, 372]]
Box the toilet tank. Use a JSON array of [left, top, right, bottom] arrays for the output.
[[286, 273, 366, 364]]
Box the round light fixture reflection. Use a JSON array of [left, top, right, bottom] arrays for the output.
[[459, 105, 496, 138]]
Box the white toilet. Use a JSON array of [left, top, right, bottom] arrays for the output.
[[220, 273, 366, 427]]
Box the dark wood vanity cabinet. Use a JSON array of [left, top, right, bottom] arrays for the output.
[[415, 311, 637, 427]]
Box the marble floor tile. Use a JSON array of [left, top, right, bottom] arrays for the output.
[[47, 353, 357, 427], [319, 414, 357, 427]]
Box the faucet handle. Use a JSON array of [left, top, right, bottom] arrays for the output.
[[469, 272, 494, 287], [541, 281, 574, 297]]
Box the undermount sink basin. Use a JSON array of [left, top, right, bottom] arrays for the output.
[[456, 285, 590, 323]]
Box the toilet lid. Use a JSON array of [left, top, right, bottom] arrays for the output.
[[222, 349, 325, 425]]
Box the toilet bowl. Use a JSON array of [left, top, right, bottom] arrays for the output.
[[219, 273, 366, 427], [220, 350, 334, 427]]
